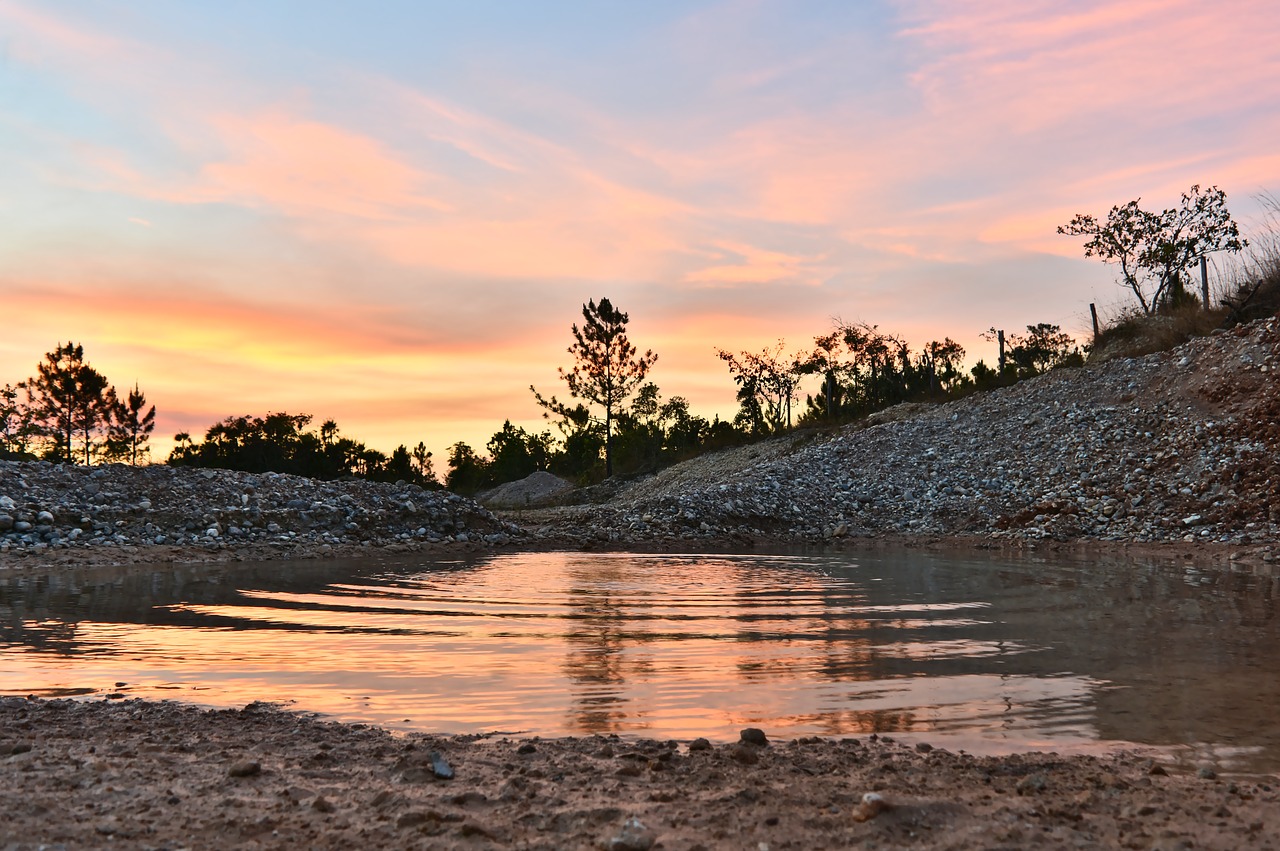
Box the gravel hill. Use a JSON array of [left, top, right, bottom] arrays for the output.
[[517, 315, 1280, 556]]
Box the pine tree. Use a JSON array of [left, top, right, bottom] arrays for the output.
[[108, 383, 157, 465], [534, 298, 657, 477], [25, 342, 110, 464]]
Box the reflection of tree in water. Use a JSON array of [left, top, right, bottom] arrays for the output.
[[559, 559, 657, 735], [0, 604, 83, 656], [777, 706, 921, 737], [0, 558, 430, 658]]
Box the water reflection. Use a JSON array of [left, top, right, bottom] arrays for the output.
[[1, 551, 1279, 770]]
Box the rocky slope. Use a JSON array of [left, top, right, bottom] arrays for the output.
[[517, 316, 1280, 556], [0, 462, 519, 561]]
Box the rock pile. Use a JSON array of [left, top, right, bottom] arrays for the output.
[[523, 316, 1280, 554], [0, 463, 519, 559]]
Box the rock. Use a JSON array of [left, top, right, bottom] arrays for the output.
[[397, 811, 439, 829], [740, 728, 768, 747], [0, 515, 11, 531], [311, 796, 335, 813], [604, 815, 655, 851], [1016, 774, 1048, 795], [728, 744, 759, 765], [852, 792, 891, 822], [687, 738, 711, 752], [430, 750, 454, 779], [517, 742, 537, 755], [228, 760, 261, 778], [36, 510, 54, 524], [1197, 767, 1218, 780]]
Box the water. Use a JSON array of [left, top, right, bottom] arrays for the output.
[[2, 550, 1278, 772]]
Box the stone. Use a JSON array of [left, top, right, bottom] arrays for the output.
[[687, 738, 711, 752], [605, 816, 655, 851], [852, 792, 891, 822], [228, 760, 261, 777], [429, 750, 454, 779], [1016, 774, 1048, 795], [740, 728, 768, 747]]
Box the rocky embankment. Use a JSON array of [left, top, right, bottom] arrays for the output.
[[518, 316, 1280, 559], [0, 462, 519, 563]]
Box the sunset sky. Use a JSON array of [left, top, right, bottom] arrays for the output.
[[4, 0, 1280, 463]]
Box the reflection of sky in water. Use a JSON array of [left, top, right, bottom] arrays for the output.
[[2, 550, 1279, 771]]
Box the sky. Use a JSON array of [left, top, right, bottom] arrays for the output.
[[4, 0, 1280, 463]]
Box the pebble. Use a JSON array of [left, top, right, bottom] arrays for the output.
[[228, 760, 261, 778], [605, 815, 655, 851], [852, 792, 891, 822], [740, 728, 769, 747]]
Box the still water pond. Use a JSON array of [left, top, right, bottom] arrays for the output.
[[2, 551, 1278, 771]]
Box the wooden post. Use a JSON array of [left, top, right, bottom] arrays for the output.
[[1200, 256, 1210, 309], [997, 330, 1006, 374], [1089, 303, 1100, 340], [825, 373, 835, 420]]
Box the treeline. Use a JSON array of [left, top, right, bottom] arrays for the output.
[[1, 342, 156, 465], [2, 318, 1082, 495], [444, 391, 745, 495], [168, 413, 438, 485], [439, 303, 1085, 496]]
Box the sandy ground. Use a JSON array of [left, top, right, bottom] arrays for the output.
[[3, 538, 1278, 849], [1, 697, 1276, 851]]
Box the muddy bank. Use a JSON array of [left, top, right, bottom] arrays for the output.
[[1, 698, 1276, 850]]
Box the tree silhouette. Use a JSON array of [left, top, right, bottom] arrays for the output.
[[533, 298, 658, 477], [106, 383, 157, 465], [1059, 185, 1246, 314], [25, 343, 110, 463]]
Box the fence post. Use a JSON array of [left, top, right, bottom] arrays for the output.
[[1089, 303, 1100, 340], [1200, 256, 1210, 309], [997, 330, 1006, 374]]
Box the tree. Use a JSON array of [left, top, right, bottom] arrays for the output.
[[444, 441, 489, 495], [916, 338, 966, 394], [717, 340, 804, 434], [106, 383, 157, 465], [532, 297, 658, 477], [411, 441, 437, 485], [0, 383, 38, 457], [985, 324, 1083, 378], [24, 342, 111, 464], [1059, 185, 1247, 314]]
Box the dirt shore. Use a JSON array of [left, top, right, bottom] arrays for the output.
[[1, 697, 1274, 851]]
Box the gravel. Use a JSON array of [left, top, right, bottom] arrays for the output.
[[0, 463, 520, 561]]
